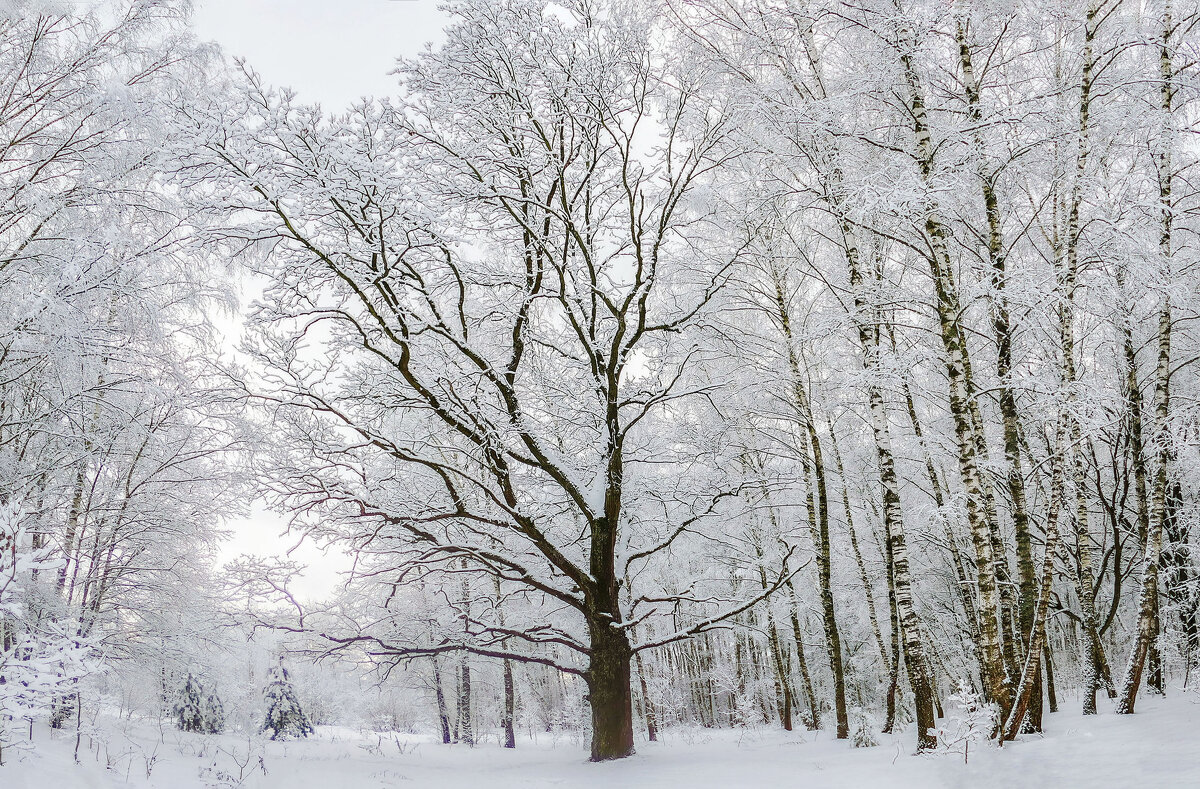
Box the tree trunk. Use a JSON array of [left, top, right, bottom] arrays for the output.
[[1117, 0, 1174, 716], [830, 422, 891, 677], [786, 578, 820, 731], [891, 326, 982, 659], [755, 536, 793, 731], [457, 659, 474, 745], [797, 15, 932, 745], [1003, 416, 1066, 740], [634, 647, 658, 742], [955, 15, 1037, 710], [457, 566, 475, 745], [492, 576, 516, 748], [1070, 424, 1102, 716], [895, 13, 1009, 721], [1044, 642, 1058, 714], [432, 655, 452, 744], [588, 625, 635, 761], [770, 268, 848, 739]]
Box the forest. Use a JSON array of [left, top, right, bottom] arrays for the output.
[[2, 0, 1200, 786]]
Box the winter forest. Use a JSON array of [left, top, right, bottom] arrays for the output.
[[3, 0, 1200, 786]]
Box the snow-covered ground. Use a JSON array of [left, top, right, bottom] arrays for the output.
[[5, 694, 1198, 788]]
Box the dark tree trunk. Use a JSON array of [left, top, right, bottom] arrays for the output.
[[1044, 642, 1058, 714], [502, 658, 516, 749], [457, 659, 473, 745], [588, 626, 635, 761], [432, 656, 452, 744], [634, 648, 658, 742], [1027, 664, 1044, 732]]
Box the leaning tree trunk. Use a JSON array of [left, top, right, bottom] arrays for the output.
[[955, 15, 1038, 719], [895, 13, 1009, 721], [1057, 0, 1105, 715], [1117, 0, 1175, 715], [1003, 416, 1067, 740], [770, 269, 849, 740], [799, 21, 932, 745]]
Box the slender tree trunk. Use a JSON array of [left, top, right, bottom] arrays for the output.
[[432, 655, 452, 744], [1048, 0, 1104, 718], [1044, 642, 1058, 714], [816, 179, 935, 749], [634, 647, 657, 741], [894, 12, 1010, 721], [752, 527, 794, 731], [786, 576, 820, 731], [798, 19, 932, 744], [829, 422, 891, 677], [770, 268, 848, 738], [1163, 481, 1199, 678], [457, 567, 475, 745], [493, 577, 516, 748], [57, 461, 88, 597], [1117, 0, 1174, 715], [1070, 420, 1102, 716], [955, 15, 1037, 713], [1003, 417, 1067, 740], [891, 325, 982, 654]]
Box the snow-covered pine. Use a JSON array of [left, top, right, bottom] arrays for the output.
[[173, 673, 206, 734], [202, 691, 226, 735], [260, 661, 314, 741]]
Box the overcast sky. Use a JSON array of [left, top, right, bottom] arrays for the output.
[[192, 0, 450, 108], [192, 0, 451, 599]]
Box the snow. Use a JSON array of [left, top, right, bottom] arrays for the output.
[[5, 694, 1199, 788]]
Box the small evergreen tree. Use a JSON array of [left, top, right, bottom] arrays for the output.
[[173, 673, 206, 733], [201, 691, 225, 734], [929, 682, 998, 764], [260, 660, 313, 740]]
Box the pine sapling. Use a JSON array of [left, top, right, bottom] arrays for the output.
[[260, 660, 313, 740]]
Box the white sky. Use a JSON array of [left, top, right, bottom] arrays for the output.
[[193, 0, 450, 599], [192, 0, 450, 108]]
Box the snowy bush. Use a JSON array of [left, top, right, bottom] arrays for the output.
[[851, 708, 879, 748], [0, 500, 97, 763], [927, 682, 998, 764]]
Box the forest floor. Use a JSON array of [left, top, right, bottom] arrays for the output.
[[5, 692, 1199, 788]]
